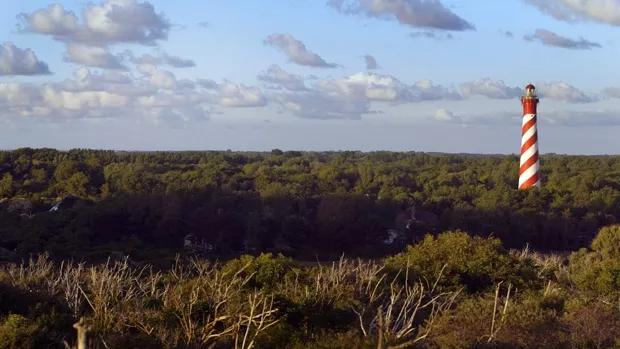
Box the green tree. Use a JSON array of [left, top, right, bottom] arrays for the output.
[[569, 225, 620, 297], [0, 173, 14, 197]]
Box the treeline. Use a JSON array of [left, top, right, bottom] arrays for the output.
[[1, 148, 619, 259], [1, 228, 619, 348]]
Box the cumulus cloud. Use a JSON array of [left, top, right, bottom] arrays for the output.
[[132, 52, 195, 68], [19, 0, 170, 45], [0, 80, 130, 119], [315, 73, 414, 102], [0, 83, 44, 109], [524, 29, 601, 49], [61, 68, 147, 95], [272, 72, 459, 119], [258, 65, 307, 91], [149, 69, 177, 89], [18, 4, 79, 36], [264, 34, 338, 68], [198, 79, 267, 107], [328, 0, 474, 31], [434, 108, 461, 122], [537, 82, 594, 103], [364, 55, 379, 69], [523, 0, 620, 26], [0, 42, 51, 76], [214, 81, 267, 107], [0, 65, 265, 124], [413, 79, 461, 100], [459, 79, 521, 99], [65, 43, 126, 69]]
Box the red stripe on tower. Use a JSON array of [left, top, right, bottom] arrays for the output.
[[519, 84, 541, 189]]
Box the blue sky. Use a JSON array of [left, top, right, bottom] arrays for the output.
[[1, 0, 620, 153]]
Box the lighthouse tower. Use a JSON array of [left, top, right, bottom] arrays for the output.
[[519, 84, 541, 189]]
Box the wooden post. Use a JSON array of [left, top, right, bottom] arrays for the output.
[[377, 306, 384, 349], [73, 317, 91, 349]]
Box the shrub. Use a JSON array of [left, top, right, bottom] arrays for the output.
[[385, 231, 540, 292], [0, 314, 40, 349], [569, 225, 620, 297], [566, 301, 620, 349], [426, 291, 569, 349], [223, 253, 297, 290]]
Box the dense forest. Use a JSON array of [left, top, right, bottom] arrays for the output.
[[1, 148, 619, 261]]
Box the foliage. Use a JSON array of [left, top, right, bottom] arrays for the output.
[[0, 314, 40, 349], [385, 231, 540, 292], [222, 253, 297, 290], [0, 231, 618, 348], [569, 225, 620, 298], [1, 149, 620, 260]]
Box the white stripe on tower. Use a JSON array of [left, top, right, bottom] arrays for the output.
[[519, 84, 541, 189]]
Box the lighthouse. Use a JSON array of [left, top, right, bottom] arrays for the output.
[[519, 84, 541, 189]]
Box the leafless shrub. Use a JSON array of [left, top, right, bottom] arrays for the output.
[[1, 253, 56, 292], [350, 264, 461, 349]]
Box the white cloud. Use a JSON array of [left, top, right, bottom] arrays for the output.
[[273, 72, 459, 119], [0, 83, 44, 108], [329, 0, 474, 31], [459, 79, 521, 99], [258, 65, 307, 91], [0, 42, 50, 76], [537, 82, 594, 103], [413, 79, 460, 101], [42, 87, 129, 110], [149, 69, 177, 89], [215, 81, 267, 107], [0, 64, 266, 123], [18, 4, 79, 36], [19, 0, 170, 45], [316, 72, 414, 102], [65, 43, 126, 69], [524, 29, 601, 49], [524, 0, 620, 26], [196, 79, 266, 107], [265, 34, 338, 68], [434, 108, 461, 122]]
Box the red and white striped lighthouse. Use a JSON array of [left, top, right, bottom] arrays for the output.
[[519, 84, 541, 189]]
